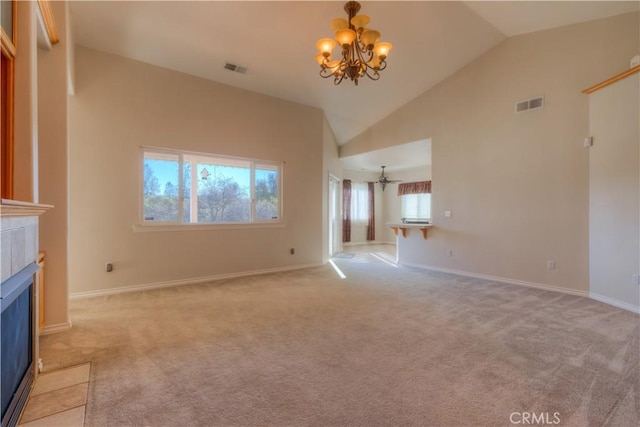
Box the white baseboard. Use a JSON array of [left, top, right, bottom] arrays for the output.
[[343, 241, 395, 247], [70, 263, 323, 299], [401, 261, 590, 298], [589, 292, 640, 314], [400, 262, 639, 314], [40, 321, 72, 335]]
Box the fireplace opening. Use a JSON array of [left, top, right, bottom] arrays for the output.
[[1, 263, 38, 427]]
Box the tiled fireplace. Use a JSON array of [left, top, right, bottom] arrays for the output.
[[0, 201, 51, 427]]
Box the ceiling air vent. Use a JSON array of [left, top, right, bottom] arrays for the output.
[[224, 63, 247, 74], [515, 96, 544, 113]]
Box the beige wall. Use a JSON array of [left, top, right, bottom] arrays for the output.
[[38, 1, 70, 328], [589, 74, 639, 311], [68, 47, 324, 294], [341, 12, 639, 293]]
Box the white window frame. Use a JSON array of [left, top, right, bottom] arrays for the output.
[[136, 146, 284, 231]]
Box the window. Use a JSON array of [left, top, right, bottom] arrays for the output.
[[350, 182, 369, 224], [401, 193, 431, 220], [142, 148, 282, 225]]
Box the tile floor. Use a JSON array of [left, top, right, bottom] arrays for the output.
[[18, 363, 90, 427]]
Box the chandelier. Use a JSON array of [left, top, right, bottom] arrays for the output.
[[315, 1, 392, 86]]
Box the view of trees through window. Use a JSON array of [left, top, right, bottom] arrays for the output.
[[143, 150, 280, 224]]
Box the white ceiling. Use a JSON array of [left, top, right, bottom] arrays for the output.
[[341, 139, 432, 172], [465, 1, 639, 36], [69, 1, 639, 170]]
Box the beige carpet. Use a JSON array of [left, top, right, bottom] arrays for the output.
[[40, 250, 639, 426]]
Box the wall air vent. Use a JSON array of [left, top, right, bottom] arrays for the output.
[[224, 63, 247, 74], [515, 96, 544, 113]]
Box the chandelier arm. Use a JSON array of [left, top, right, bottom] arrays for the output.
[[320, 68, 336, 79], [364, 68, 380, 81]]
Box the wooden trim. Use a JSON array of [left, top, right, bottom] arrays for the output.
[[1, 51, 14, 200], [583, 65, 640, 94], [0, 27, 16, 57], [0, 199, 53, 217], [1, 0, 17, 58], [37, 0, 59, 45]]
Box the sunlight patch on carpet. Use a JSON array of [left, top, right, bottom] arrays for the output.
[[328, 260, 347, 279], [369, 252, 398, 268]]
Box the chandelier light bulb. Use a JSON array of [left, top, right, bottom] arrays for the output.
[[360, 29, 380, 50], [373, 42, 392, 60], [315, 52, 330, 65], [316, 38, 336, 55], [330, 18, 349, 31], [369, 53, 381, 69], [335, 29, 357, 47], [350, 14, 370, 30]]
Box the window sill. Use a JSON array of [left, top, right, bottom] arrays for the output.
[[132, 222, 286, 233]]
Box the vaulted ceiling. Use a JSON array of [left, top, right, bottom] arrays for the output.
[[70, 1, 639, 146]]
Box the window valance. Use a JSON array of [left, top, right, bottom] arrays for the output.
[[397, 181, 431, 196]]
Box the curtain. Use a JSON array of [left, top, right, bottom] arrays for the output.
[[367, 182, 375, 241], [342, 179, 351, 243], [397, 181, 431, 196]]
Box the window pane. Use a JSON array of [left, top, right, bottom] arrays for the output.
[[351, 183, 369, 224], [144, 153, 180, 222], [197, 163, 250, 223], [401, 194, 431, 219], [182, 161, 192, 223], [255, 165, 279, 221]]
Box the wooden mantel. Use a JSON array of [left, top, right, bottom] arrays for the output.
[[582, 65, 640, 94], [0, 200, 53, 217]]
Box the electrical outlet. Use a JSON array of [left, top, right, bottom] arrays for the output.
[[106, 262, 113, 272], [547, 260, 555, 270], [444, 210, 452, 218], [290, 248, 295, 255], [583, 137, 593, 147], [633, 274, 639, 286]]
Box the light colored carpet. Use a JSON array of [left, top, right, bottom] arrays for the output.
[[40, 254, 639, 426]]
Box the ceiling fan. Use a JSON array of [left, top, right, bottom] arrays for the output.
[[376, 166, 402, 191]]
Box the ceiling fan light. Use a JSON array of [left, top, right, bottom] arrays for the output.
[[316, 38, 336, 54], [360, 29, 380, 50], [330, 18, 349, 32], [335, 29, 357, 47], [350, 14, 370, 30], [373, 42, 392, 60]]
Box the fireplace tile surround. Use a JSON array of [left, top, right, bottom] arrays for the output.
[[1, 201, 52, 427]]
